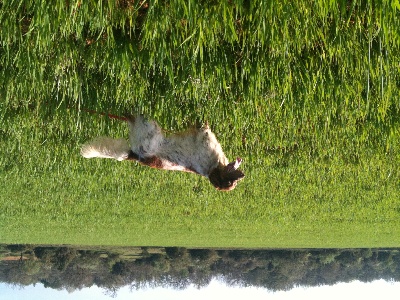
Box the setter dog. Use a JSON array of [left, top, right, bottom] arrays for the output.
[[81, 114, 244, 191]]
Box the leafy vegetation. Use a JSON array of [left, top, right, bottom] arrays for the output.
[[0, 0, 399, 247], [1, 244, 400, 293]]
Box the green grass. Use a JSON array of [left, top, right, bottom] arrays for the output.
[[1, 0, 400, 247]]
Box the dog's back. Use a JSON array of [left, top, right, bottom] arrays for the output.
[[161, 126, 229, 176]]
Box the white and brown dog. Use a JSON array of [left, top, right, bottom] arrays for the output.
[[81, 114, 244, 191]]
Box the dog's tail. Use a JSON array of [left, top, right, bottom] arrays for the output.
[[81, 137, 131, 161]]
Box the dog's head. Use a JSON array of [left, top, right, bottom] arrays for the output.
[[208, 157, 245, 191]]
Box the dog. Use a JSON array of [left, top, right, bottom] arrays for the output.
[[81, 114, 245, 191]]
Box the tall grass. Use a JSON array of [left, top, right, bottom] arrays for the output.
[[1, 0, 399, 247]]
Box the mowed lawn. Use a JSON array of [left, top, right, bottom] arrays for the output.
[[1, 1, 400, 247]]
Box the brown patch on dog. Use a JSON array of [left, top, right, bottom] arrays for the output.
[[141, 156, 164, 169], [126, 151, 164, 169]]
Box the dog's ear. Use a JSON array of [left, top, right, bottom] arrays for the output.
[[226, 168, 245, 181]]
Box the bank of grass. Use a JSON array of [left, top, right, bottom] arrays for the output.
[[1, 1, 400, 247], [1, 110, 399, 248]]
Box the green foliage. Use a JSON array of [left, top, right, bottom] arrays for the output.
[[1, 0, 400, 247], [2, 245, 400, 292]]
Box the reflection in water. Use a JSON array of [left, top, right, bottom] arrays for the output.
[[0, 245, 399, 295]]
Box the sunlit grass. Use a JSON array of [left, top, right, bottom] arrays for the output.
[[1, 0, 399, 247]]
